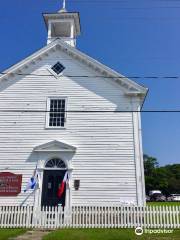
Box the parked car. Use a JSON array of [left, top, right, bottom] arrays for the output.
[[152, 194, 166, 202], [167, 194, 180, 202], [149, 190, 166, 202], [149, 190, 162, 196]]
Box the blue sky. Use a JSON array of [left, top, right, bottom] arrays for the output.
[[0, 0, 180, 166]]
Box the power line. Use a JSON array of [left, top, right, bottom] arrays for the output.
[[0, 72, 180, 79], [0, 110, 180, 113], [73, 0, 180, 8]]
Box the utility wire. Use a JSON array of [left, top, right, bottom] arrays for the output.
[[0, 110, 180, 113], [0, 72, 180, 79], [70, 0, 180, 9]]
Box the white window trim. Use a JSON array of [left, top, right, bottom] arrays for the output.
[[45, 97, 68, 129], [48, 67, 64, 79]]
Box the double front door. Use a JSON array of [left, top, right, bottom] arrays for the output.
[[41, 170, 66, 207]]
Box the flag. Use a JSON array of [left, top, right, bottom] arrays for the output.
[[24, 177, 36, 192], [57, 172, 68, 198], [24, 165, 38, 192]]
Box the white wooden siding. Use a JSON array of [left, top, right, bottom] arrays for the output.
[[0, 50, 142, 206]]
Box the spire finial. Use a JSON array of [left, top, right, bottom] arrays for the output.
[[59, 0, 67, 12], [63, 0, 66, 9]]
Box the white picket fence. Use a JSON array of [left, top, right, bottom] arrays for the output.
[[0, 205, 179, 229]]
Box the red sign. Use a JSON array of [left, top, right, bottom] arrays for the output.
[[0, 172, 22, 196]]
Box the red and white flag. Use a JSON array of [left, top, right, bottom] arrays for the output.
[[57, 172, 68, 198]]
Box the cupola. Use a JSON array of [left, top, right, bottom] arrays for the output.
[[43, 0, 81, 47]]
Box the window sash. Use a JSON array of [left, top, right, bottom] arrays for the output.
[[46, 98, 67, 128]]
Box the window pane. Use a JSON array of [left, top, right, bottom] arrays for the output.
[[49, 99, 66, 127], [51, 62, 65, 75]]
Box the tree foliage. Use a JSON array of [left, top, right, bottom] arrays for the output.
[[143, 155, 180, 195]]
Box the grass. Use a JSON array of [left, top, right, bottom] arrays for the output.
[[43, 228, 180, 240], [147, 202, 180, 206], [0, 229, 27, 240]]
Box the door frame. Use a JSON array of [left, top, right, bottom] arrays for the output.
[[32, 140, 76, 210], [34, 157, 73, 210]]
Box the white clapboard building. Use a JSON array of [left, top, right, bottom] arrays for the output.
[[0, 4, 148, 208]]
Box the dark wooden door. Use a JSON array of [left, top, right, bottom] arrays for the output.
[[41, 170, 66, 207]]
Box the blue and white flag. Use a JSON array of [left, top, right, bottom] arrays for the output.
[[24, 177, 36, 192], [24, 165, 38, 192]]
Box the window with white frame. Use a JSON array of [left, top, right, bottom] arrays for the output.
[[51, 62, 65, 75], [46, 98, 66, 128]]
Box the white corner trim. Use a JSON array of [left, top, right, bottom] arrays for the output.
[[137, 106, 146, 205], [132, 106, 146, 206]]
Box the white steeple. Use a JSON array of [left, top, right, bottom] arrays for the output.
[[43, 1, 81, 47]]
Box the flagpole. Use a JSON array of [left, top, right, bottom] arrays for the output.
[[33, 163, 38, 210]]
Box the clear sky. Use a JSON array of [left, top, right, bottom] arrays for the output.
[[0, 0, 180, 166]]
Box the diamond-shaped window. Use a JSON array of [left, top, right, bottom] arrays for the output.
[[51, 62, 65, 75]]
